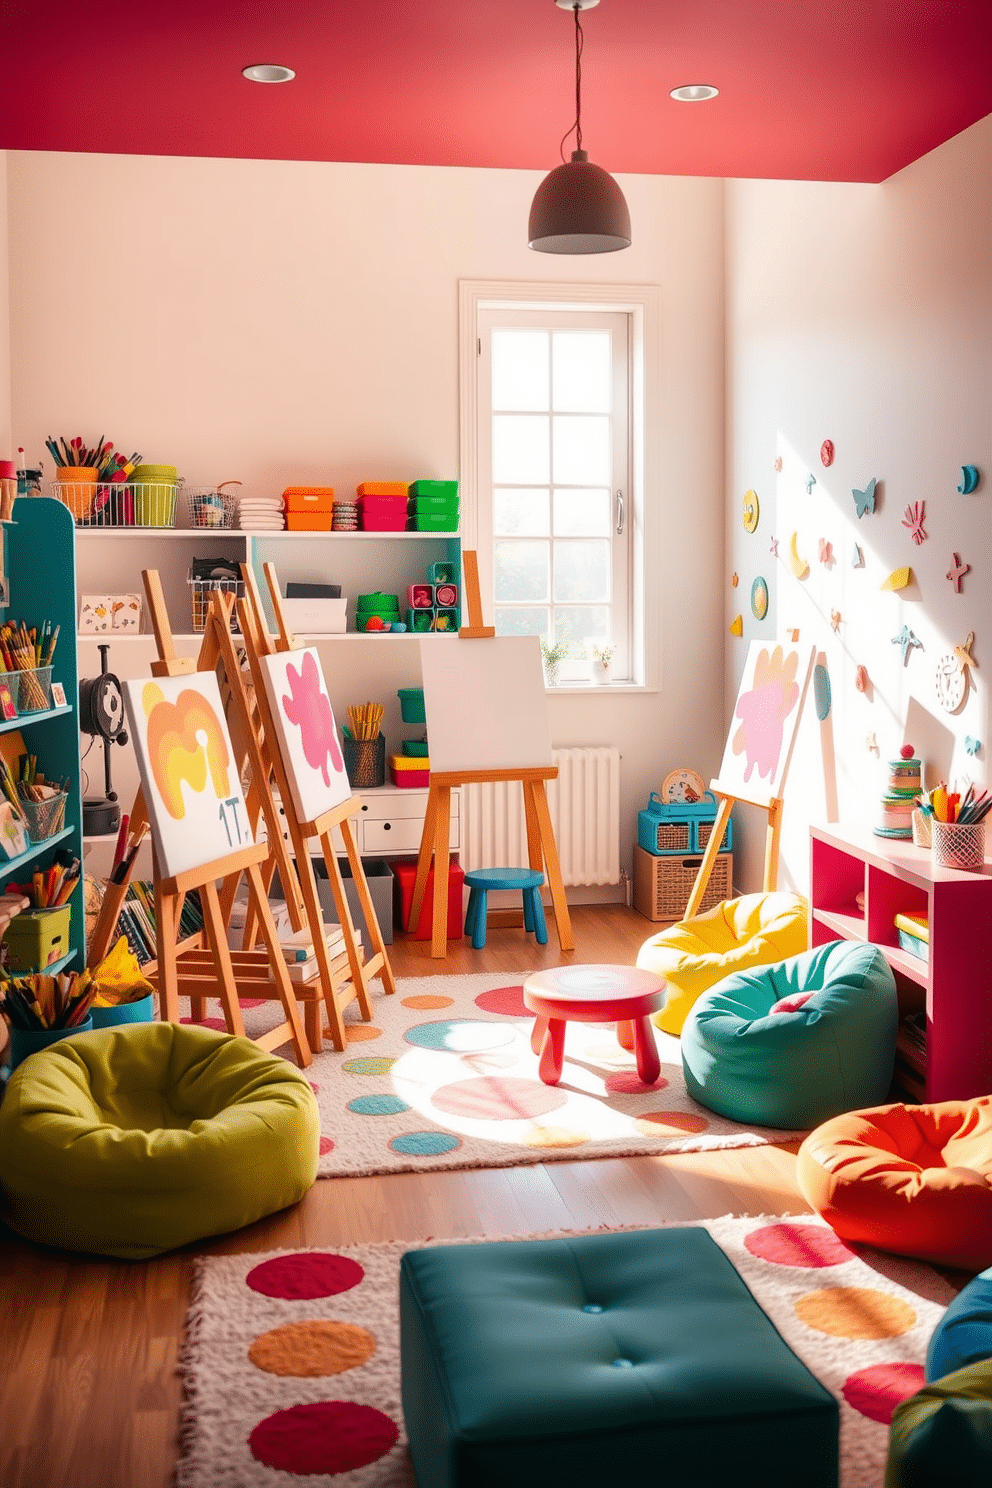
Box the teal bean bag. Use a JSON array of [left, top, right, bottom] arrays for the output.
[[681, 940, 898, 1128], [927, 1267, 992, 1382]]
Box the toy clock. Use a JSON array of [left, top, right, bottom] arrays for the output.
[[935, 632, 977, 714], [661, 767, 706, 805]]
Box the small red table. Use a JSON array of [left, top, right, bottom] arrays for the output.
[[523, 964, 665, 1087]]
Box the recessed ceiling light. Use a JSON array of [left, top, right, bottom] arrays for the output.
[[242, 64, 296, 84], [670, 84, 719, 102]]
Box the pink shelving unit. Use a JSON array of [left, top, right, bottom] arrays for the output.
[[810, 822, 992, 1103]]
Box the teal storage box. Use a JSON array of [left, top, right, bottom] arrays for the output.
[[89, 993, 156, 1029], [1, 906, 72, 973], [400, 1226, 838, 1488], [637, 790, 733, 856], [397, 687, 426, 724]]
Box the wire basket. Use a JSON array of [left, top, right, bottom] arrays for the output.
[[186, 480, 241, 529], [50, 479, 180, 528], [189, 576, 244, 633], [20, 791, 67, 843]]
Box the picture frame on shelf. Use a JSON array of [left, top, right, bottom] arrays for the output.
[[0, 679, 16, 720], [0, 800, 29, 859], [51, 682, 67, 709]]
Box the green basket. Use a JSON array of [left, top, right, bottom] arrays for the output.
[[408, 512, 459, 532], [402, 738, 429, 757], [397, 687, 426, 724], [408, 479, 458, 499]]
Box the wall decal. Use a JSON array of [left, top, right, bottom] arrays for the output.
[[852, 478, 877, 518], [750, 576, 769, 620], [818, 538, 833, 566], [769, 536, 779, 557], [935, 632, 977, 714], [901, 501, 927, 544], [957, 465, 980, 494], [730, 614, 743, 636], [854, 665, 870, 693], [866, 732, 878, 754], [892, 626, 923, 667], [813, 664, 832, 720], [806, 473, 817, 495], [786, 628, 800, 642], [774, 456, 783, 473], [742, 490, 759, 532], [787, 532, 810, 579], [965, 736, 982, 757], [881, 567, 912, 592], [830, 610, 842, 632], [852, 543, 864, 568], [820, 440, 834, 467], [731, 572, 739, 587], [946, 553, 970, 592]]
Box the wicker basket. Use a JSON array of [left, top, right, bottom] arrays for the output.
[[633, 846, 733, 923]]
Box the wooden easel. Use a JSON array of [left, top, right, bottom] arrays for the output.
[[236, 562, 396, 1049], [682, 787, 783, 921], [407, 551, 574, 959]]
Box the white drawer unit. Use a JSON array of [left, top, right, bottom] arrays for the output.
[[264, 785, 460, 858]]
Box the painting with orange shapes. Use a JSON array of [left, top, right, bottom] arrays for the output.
[[124, 672, 253, 876], [258, 647, 352, 825], [714, 640, 816, 805]]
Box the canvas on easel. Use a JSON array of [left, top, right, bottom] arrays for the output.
[[257, 646, 352, 824], [682, 640, 816, 919]]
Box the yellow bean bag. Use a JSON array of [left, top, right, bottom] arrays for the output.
[[0, 1023, 320, 1260], [636, 890, 809, 1035]]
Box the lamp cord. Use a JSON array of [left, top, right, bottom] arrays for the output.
[[559, 2, 584, 161]]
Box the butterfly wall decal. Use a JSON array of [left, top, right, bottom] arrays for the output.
[[852, 477, 877, 519], [965, 736, 981, 757]]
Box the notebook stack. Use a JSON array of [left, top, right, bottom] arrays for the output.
[[236, 493, 286, 531], [894, 910, 929, 962], [279, 923, 347, 983]]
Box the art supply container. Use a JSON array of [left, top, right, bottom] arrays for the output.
[[911, 809, 932, 849], [89, 992, 156, 1029], [19, 787, 67, 842], [932, 820, 986, 871], [53, 467, 99, 523], [397, 687, 426, 724], [131, 464, 179, 527], [1, 905, 72, 971], [15, 665, 53, 716], [8, 1017, 93, 1071], [342, 733, 385, 790]]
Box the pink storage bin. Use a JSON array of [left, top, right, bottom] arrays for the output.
[[390, 765, 431, 788], [407, 583, 434, 608], [358, 495, 408, 531]]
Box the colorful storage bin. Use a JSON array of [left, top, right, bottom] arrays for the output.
[[355, 593, 400, 632], [408, 480, 458, 499], [1, 906, 72, 973], [637, 790, 733, 856], [283, 486, 335, 512], [357, 481, 408, 496], [397, 687, 426, 724], [359, 495, 408, 531]]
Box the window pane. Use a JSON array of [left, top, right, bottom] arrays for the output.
[[552, 331, 611, 413], [558, 608, 609, 651], [553, 487, 610, 536], [495, 606, 548, 638], [494, 540, 549, 602], [552, 414, 610, 485], [553, 539, 611, 602], [492, 330, 549, 412], [493, 414, 550, 484], [494, 487, 550, 536]]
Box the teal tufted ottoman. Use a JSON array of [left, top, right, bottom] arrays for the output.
[[400, 1226, 838, 1488]]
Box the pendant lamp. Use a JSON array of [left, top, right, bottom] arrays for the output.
[[528, 0, 630, 254]]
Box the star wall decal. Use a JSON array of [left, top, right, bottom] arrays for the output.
[[830, 610, 842, 632], [946, 553, 970, 592], [892, 625, 923, 667]]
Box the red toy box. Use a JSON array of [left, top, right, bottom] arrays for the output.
[[393, 861, 465, 940]]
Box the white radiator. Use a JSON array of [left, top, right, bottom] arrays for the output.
[[461, 747, 621, 886]]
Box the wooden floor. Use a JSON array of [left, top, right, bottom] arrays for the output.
[[0, 906, 810, 1488]]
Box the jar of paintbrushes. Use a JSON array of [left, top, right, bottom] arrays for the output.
[[342, 701, 385, 789]]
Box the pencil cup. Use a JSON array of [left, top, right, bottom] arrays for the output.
[[931, 820, 986, 871], [343, 734, 385, 789], [8, 1017, 93, 1071], [53, 467, 99, 523], [20, 789, 68, 843], [89, 993, 155, 1029], [911, 809, 932, 849], [15, 666, 53, 716]]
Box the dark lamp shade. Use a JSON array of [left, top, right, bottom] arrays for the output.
[[528, 151, 631, 254]]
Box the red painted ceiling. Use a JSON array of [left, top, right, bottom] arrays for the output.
[[2, 1, 990, 183]]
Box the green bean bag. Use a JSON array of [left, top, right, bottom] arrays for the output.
[[0, 1023, 319, 1259], [886, 1361, 992, 1486], [681, 940, 898, 1128]]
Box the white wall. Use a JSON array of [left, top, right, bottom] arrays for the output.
[[6, 152, 727, 895], [726, 118, 992, 895]]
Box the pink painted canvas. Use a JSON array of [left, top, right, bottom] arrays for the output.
[[258, 647, 352, 825], [714, 641, 816, 805]]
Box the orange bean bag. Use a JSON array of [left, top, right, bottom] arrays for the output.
[[797, 1098, 992, 1273]]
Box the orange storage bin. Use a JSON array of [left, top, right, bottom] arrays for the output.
[[286, 512, 334, 532], [283, 486, 335, 513], [356, 481, 407, 496]]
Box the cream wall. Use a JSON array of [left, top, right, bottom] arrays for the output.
[[725, 117, 992, 895], [0, 152, 11, 459], [6, 151, 727, 894]]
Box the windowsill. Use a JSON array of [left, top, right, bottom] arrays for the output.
[[545, 682, 655, 694]]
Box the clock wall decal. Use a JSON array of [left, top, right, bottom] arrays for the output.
[[935, 632, 977, 714]]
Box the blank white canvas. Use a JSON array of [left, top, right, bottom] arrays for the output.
[[419, 636, 552, 774], [258, 647, 352, 825], [714, 641, 816, 806], [123, 671, 254, 878]]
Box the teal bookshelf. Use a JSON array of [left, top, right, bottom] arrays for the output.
[[0, 498, 84, 975]]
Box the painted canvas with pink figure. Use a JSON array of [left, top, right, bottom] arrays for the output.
[[257, 647, 352, 825], [714, 641, 816, 805]]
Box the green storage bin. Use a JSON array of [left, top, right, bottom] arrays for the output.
[[408, 511, 460, 532], [1, 906, 72, 973], [131, 464, 179, 527], [408, 495, 461, 513], [397, 687, 426, 724], [402, 738, 429, 756], [356, 592, 400, 617], [408, 479, 458, 499]]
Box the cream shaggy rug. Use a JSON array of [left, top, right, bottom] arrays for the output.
[[177, 1215, 955, 1488], [183, 971, 806, 1178]]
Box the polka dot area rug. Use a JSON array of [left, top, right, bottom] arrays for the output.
[[177, 1215, 955, 1488], [184, 971, 808, 1178]]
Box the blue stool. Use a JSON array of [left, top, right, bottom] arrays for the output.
[[463, 867, 547, 949]]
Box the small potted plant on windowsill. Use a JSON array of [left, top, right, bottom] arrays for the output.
[[540, 638, 570, 688], [591, 644, 615, 685]]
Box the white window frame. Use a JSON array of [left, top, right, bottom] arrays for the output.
[[459, 280, 659, 689]]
